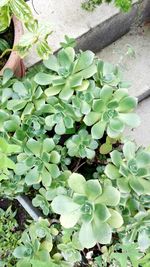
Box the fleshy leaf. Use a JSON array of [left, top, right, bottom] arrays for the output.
[[105, 163, 121, 180], [51, 195, 80, 215], [79, 222, 96, 248], [68, 173, 86, 194], [107, 209, 123, 228], [91, 120, 106, 139]]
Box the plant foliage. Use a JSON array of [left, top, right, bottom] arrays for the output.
[[0, 0, 52, 59], [0, 40, 149, 266]]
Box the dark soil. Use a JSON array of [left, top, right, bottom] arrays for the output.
[[0, 21, 14, 70]]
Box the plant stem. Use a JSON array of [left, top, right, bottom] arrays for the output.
[[0, 48, 14, 59]]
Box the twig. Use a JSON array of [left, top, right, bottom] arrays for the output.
[[73, 161, 86, 172], [0, 48, 14, 59], [31, 0, 39, 15]]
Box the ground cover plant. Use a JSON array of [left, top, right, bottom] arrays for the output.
[[0, 40, 150, 266], [0, 206, 22, 266], [82, 0, 132, 12]]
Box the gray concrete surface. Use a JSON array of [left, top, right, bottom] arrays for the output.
[[126, 97, 150, 147], [97, 23, 150, 99], [25, 0, 150, 67]]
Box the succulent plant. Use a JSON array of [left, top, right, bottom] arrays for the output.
[[52, 173, 123, 248], [34, 47, 97, 100], [105, 141, 150, 195], [83, 86, 140, 139], [15, 138, 61, 188], [66, 129, 98, 159]]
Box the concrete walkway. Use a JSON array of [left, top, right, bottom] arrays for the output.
[[25, 0, 150, 67], [97, 23, 150, 99], [127, 97, 150, 147]]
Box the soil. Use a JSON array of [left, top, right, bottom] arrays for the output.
[[0, 21, 14, 70]]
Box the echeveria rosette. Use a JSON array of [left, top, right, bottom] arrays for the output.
[[34, 47, 97, 100], [51, 173, 123, 248], [15, 138, 61, 188], [71, 80, 100, 117], [5, 79, 44, 118], [13, 219, 53, 264], [83, 86, 140, 139], [105, 141, 150, 195], [44, 97, 80, 135], [95, 60, 124, 88], [66, 129, 98, 159]]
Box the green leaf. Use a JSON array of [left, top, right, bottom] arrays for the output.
[[79, 222, 96, 249], [123, 141, 136, 160], [0, 137, 8, 152], [50, 151, 60, 164], [117, 178, 130, 193], [91, 121, 106, 139], [43, 54, 59, 72], [0, 0, 9, 8], [118, 96, 137, 112], [51, 195, 80, 215], [100, 85, 113, 102], [129, 177, 144, 195], [60, 210, 81, 228], [80, 64, 97, 79], [26, 138, 41, 156], [69, 74, 82, 87], [7, 99, 26, 111], [42, 168, 52, 187], [92, 218, 112, 244], [105, 163, 121, 180], [100, 143, 112, 154], [59, 86, 73, 101], [94, 203, 111, 222], [25, 167, 41, 185], [34, 72, 53, 85], [139, 178, 150, 195], [43, 138, 55, 153], [16, 259, 31, 267], [13, 81, 27, 97], [2, 68, 13, 85], [136, 151, 150, 167], [58, 47, 75, 67], [119, 113, 140, 127], [83, 112, 100, 126], [92, 99, 105, 113], [96, 186, 120, 206], [0, 6, 11, 32], [13, 245, 27, 258], [110, 150, 122, 167], [45, 86, 61, 97], [74, 50, 94, 72], [68, 173, 86, 194], [107, 209, 123, 228], [36, 40, 51, 60], [76, 80, 89, 92], [15, 162, 29, 176], [85, 180, 102, 200], [109, 118, 124, 132], [138, 229, 150, 252]]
